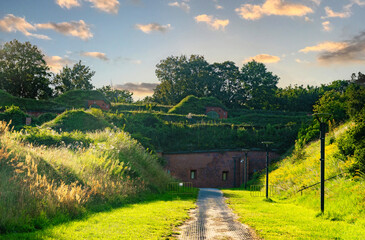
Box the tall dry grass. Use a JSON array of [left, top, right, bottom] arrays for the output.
[[0, 121, 172, 233]]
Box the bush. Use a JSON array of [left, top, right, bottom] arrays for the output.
[[0, 105, 28, 130], [168, 95, 227, 115]]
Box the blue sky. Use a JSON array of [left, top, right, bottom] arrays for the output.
[[0, 0, 364, 99]]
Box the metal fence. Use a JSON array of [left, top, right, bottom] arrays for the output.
[[249, 185, 281, 197], [166, 182, 194, 195]]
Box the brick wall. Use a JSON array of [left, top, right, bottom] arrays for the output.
[[162, 150, 279, 188]]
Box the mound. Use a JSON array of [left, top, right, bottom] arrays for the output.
[[168, 95, 227, 115], [55, 90, 110, 109], [42, 109, 112, 132], [0, 90, 66, 112]]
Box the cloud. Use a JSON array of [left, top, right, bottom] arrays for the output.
[[81, 51, 109, 61], [0, 14, 50, 40], [295, 58, 310, 63], [243, 54, 281, 63], [235, 0, 313, 20], [168, 1, 190, 13], [45, 55, 72, 72], [56, 0, 81, 9], [215, 5, 223, 10], [299, 41, 348, 53], [114, 82, 158, 97], [86, 0, 120, 14], [36, 20, 93, 40], [135, 23, 171, 33], [322, 6, 351, 19], [194, 14, 229, 30], [322, 21, 331, 31], [317, 32, 365, 64], [305, 16, 313, 22]]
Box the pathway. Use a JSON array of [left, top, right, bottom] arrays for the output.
[[178, 188, 258, 240]]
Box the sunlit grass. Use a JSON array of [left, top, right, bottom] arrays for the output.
[[223, 190, 365, 240], [3, 193, 197, 240]]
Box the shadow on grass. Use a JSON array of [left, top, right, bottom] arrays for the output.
[[1, 189, 199, 239]]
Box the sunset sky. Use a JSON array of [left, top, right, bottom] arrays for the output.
[[0, 0, 364, 99]]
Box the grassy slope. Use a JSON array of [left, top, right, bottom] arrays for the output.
[[0, 90, 66, 112], [223, 122, 365, 239], [42, 109, 112, 132], [55, 90, 110, 108], [2, 193, 197, 240], [168, 95, 227, 115]]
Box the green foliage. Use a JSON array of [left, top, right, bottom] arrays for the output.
[[240, 60, 279, 109], [313, 90, 347, 122], [52, 60, 95, 96], [0, 105, 27, 130], [111, 102, 171, 113], [98, 85, 133, 103], [168, 95, 227, 115], [34, 113, 58, 125], [0, 39, 52, 99], [0, 89, 66, 112], [42, 109, 112, 132], [0, 122, 173, 233], [55, 90, 110, 108]]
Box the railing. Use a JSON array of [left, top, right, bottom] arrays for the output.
[[249, 185, 281, 197], [166, 182, 195, 196], [297, 173, 344, 195]]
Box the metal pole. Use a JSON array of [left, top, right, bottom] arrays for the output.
[[266, 147, 269, 199], [245, 152, 248, 189], [320, 122, 325, 213]]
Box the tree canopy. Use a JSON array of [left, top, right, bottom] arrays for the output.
[[53, 60, 95, 96], [98, 85, 133, 103], [0, 39, 52, 99]]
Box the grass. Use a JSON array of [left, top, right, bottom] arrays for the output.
[[222, 121, 365, 239], [55, 90, 110, 108], [223, 189, 365, 240], [1, 192, 198, 240]]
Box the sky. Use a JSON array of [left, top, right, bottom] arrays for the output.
[[0, 0, 364, 99]]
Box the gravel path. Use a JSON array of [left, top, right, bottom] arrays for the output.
[[178, 188, 258, 240]]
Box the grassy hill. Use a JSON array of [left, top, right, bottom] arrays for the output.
[[42, 109, 112, 132], [252, 121, 365, 221], [0, 90, 66, 112], [0, 120, 172, 233], [168, 95, 227, 115], [55, 90, 110, 109]]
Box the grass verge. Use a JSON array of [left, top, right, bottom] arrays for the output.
[[2, 192, 197, 240], [223, 189, 365, 239]]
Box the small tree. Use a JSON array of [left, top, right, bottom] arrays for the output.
[[98, 85, 133, 103], [53, 60, 95, 96], [0, 39, 52, 99]]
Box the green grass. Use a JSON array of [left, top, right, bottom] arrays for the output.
[[2, 192, 197, 240], [223, 189, 365, 240], [168, 95, 227, 115], [55, 90, 110, 108], [42, 109, 112, 132]]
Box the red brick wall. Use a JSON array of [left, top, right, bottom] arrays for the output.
[[87, 100, 110, 111], [205, 107, 228, 119], [163, 150, 279, 188]]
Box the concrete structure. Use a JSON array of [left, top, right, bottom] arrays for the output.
[[162, 150, 279, 188], [87, 100, 110, 110], [205, 107, 227, 119]]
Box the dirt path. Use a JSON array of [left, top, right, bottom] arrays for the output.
[[178, 188, 259, 240]]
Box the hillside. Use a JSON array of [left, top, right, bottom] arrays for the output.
[[0, 90, 66, 112], [0, 121, 172, 233], [55, 90, 110, 108], [168, 95, 227, 115], [42, 109, 112, 132], [254, 121, 365, 222]]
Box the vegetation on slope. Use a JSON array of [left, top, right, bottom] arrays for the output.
[[55, 90, 110, 108], [168, 95, 227, 115], [0, 121, 172, 233], [0, 90, 66, 112], [42, 109, 112, 132]]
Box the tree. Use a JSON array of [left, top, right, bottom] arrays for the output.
[[240, 60, 279, 109], [98, 85, 133, 103], [0, 39, 52, 99], [53, 60, 95, 96], [153, 55, 219, 105]]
